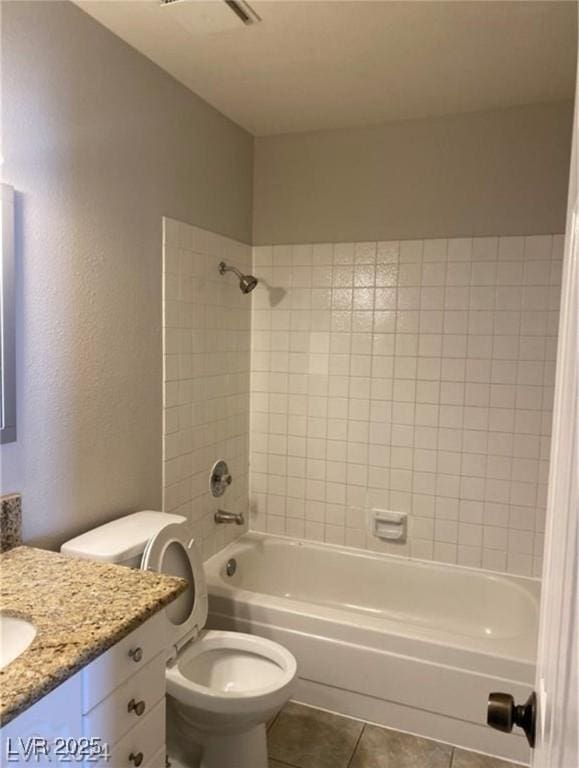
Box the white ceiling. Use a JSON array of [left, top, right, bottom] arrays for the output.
[[75, 0, 577, 136]]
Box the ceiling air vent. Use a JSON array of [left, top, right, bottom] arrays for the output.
[[160, 0, 261, 31]]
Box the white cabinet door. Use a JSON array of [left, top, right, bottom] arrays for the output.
[[0, 673, 83, 766]]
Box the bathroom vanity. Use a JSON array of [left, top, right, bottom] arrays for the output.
[[0, 546, 186, 766]]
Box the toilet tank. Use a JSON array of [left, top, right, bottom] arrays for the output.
[[60, 510, 187, 568]]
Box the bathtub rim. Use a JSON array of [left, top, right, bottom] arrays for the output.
[[206, 530, 541, 589]]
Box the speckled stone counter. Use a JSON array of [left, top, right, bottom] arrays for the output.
[[0, 495, 21, 552], [0, 546, 186, 726]]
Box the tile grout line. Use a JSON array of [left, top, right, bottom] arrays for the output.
[[345, 721, 367, 768], [449, 745, 456, 768]]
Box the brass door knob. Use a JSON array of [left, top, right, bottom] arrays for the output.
[[487, 691, 536, 747]]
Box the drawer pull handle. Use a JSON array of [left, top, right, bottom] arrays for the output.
[[128, 698, 146, 717], [128, 647, 143, 663], [129, 752, 144, 766]]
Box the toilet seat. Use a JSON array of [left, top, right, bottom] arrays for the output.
[[141, 521, 208, 656], [166, 629, 297, 716]]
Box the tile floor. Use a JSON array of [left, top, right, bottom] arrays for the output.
[[268, 703, 519, 768]]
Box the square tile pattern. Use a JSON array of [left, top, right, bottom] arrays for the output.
[[250, 236, 563, 576], [268, 703, 519, 768], [162, 218, 251, 559]]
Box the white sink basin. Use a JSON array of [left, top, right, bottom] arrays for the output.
[[0, 614, 37, 670]]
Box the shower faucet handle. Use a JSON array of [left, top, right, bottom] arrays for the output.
[[215, 471, 232, 487], [210, 459, 232, 497]]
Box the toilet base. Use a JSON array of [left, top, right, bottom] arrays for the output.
[[167, 699, 269, 768], [198, 723, 268, 768]]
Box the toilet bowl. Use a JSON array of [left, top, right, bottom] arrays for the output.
[[61, 511, 297, 768], [166, 630, 296, 723], [166, 630, 296, 768]]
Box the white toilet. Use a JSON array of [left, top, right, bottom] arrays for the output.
[[61, 511, 297, 768]]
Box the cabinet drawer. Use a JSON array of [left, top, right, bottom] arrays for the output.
[[92, 698, 165, 768], [84, 653, 165, 747], [82, 611, 166, 712]]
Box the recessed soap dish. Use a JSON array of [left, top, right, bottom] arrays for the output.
[[371, 509, 407, 543]]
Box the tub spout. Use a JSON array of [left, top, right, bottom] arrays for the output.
[[215, 509, 245, 525]]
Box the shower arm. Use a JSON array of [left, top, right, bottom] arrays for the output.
[[219, 261, 243, 279]]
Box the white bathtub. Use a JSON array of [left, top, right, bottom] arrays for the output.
[[205, 533, 540, 764]]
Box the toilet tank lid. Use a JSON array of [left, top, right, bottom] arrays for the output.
[[60, 511, 187, 564]]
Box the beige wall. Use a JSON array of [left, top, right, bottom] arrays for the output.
[[253, 102, 573, 245], [0, 2, 253, 548]]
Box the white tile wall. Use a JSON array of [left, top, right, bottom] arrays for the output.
[[162, 218, 251, 559], [249, 235, 563, 576]]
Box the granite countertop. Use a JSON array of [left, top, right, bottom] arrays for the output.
[[0, 546, 187, 726]]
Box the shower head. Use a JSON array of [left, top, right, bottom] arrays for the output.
[[239, 273, 258, 293], [218, 261, 258, 294]]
